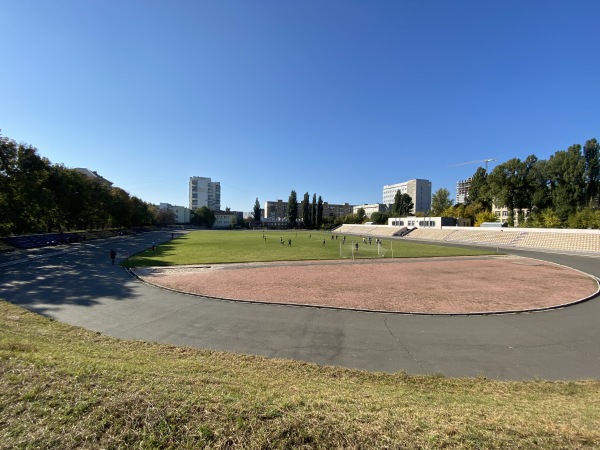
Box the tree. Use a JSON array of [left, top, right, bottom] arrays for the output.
[[539, 208, 563, 228], [0, 137, 52, 234], [568, 207, 600, 229], [430, 188, 453, 215], [83, 178, 112, 230], [370, 211, 390, 225], [45, 165, 87, 232], [464, 202, 486, 222], [108, 187, 133, 228], [253, 198, 261, 221], [316, 196, 324, 228], [583, 138, 600, 207], [440, 205, 455, 218], [487, 157, 534, 226], [191, 206, 216, 228], [392, 191, 413, 216], [301, 192, 311, 229], [474, 210, 497, 226], [340, 213, 362, 224], [287, 190, 298, 228], [440, 203, 469, 220], [156, 208, 176, 226], [131, 196, 155, 226], [0, 131, 156, 235], [467, 167, 491, 209], [356, 207, 366, 223], [544, 145, 586, 220], [320, 215, 338, 230], [0, 134, 17, 235], [528, 159, 552, 212], [311, 193, 317, 229]]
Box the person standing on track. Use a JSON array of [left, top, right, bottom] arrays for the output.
[[110, 249, 117, 265]]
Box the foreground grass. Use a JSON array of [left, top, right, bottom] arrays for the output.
[[124, 230, 494, 267], [1, 301, 599, 449]]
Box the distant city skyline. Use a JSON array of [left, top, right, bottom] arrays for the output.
[[2, 1, 598, 212]]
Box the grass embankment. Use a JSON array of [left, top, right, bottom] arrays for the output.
[[124, 230, 494, 267], [1, 301, 599, 449]]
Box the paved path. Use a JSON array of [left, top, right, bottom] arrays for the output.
[[1, 232, 599, 380]]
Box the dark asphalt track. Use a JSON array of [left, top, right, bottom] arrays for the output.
[[1, 231, 599, 380]]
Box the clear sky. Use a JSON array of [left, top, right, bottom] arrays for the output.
[[1, 1, 599, 213]]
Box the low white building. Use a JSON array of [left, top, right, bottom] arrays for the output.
[[214, 212, 238, 229], [261, 216, 288, 229], [492, 203, 530, 226], [387, 216, 471, 229], [159, 203, 190, 224], [353, 203, 388, 218]]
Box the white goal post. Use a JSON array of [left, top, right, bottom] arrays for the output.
[[339, 238, 393, 259]]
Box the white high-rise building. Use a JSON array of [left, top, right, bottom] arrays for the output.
[[383, 179, 432, 213], [189, 176, 221, 211]]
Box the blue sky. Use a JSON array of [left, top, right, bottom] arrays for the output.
[[1, 1, 599, 213]]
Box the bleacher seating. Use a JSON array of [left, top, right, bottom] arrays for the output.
[[333, 224, 405, 238], [514, 232, 600, 252], [400, 227, 600, 253], [444, 229, 522, 246], [407, 228, 457, 241]]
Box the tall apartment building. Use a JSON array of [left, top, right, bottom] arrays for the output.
[[264, 200, 291, 220], [322, 202, 353, 217], [383, 179, 432, 213], [456, 177, 472, 204], [189, 176, 221, 211]]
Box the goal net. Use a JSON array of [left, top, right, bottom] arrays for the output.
[[339, 238, 393, 259]]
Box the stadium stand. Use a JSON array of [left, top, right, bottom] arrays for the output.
[[443, 229, 521, 246], [334, 223, 600, 253], [514, 232, 600, 252], [406, 229, 458, 241], [333, 224, 405, 237], [402, 227, 600, 253]]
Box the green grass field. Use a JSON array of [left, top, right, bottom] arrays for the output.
[[124, 230, 494, 267], [1, 300, 599, 449]]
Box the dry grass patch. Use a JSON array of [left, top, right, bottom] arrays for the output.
[[1, 300, 599, 449]]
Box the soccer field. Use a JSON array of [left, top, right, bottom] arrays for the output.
[[124, 230, 494, 267]]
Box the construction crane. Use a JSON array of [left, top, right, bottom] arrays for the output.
[[447, 158, 497, 171]]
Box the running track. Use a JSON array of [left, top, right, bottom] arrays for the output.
[[1, 231, 599, 380]]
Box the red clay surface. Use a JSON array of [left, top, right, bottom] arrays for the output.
[[134, 255, 599, 314]]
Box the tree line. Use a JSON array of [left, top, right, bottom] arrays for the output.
[[430, 137, 600, 228], [264, 189, 414, 230], [0, 133, 155, 236], [274, 137, 600, 230], [286, 190, 325, 229]]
